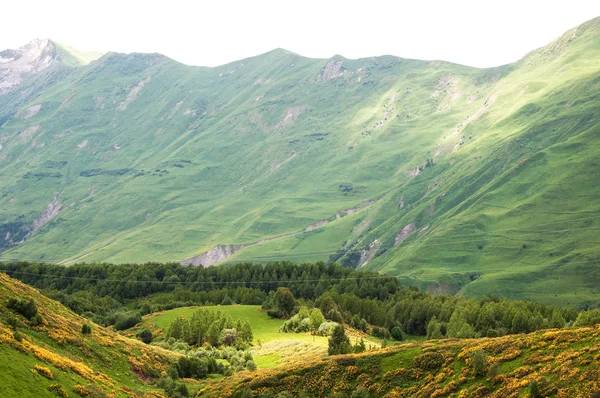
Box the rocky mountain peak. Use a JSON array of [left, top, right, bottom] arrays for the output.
[[0, 38, 60, 95]]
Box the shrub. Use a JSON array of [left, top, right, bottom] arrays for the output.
[[6, 298, 39, 320], [280, 314, 302, 333], [246, 360, 257, 371], [390, 326, 404, 341], [171, 355, 220, 379], [140, 303, 152, 315], [317, 321, 338, 336], [359, 318, 369, 333], [137, 327, 153, 344], [351, 314, 362, 329], [82, 324, 92, 335], [351, 387, 370, 398], [470, 349, 488, 377], [48, 383, 68, 397], [486, 329, 500, 338], [488, 362, 500, 380], [6, 316, 18, 328], [30, 314, 44, 326], [372, 326, 390, 339], [33, 365, 53, 379], [354, 338, 366, 353], [221, 328, 238, 346], [412, 352, 444, 370], [176, 383, 190, 397], [530, 380, 541, 398], [73, 385, 91, 397], [114, 312, 141, 330]]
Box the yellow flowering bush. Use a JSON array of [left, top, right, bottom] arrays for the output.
[[73, 385, 91, 397], [32, 364, 53, 379]]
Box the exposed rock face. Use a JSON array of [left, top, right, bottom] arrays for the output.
[[318, 60, 348, 82], [181, 244, 246, 267], [274, 106, 307, 130], [394, 223, 416, 246], [117, 77, 151, 111], [0, 39, 58, 95], [33, 197, 62, 232], [358, 239, 381, 268], [18, 125, 40, 143], [22, 104, 42, 119]]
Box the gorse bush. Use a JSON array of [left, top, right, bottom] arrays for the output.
[[48, 383, 68, 397], [33, 364, 53, 379], [412, 352, 445, 370], [72, 385, 91, 397]]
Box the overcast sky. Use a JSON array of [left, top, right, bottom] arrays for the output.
[[1, 0, 599, 68]]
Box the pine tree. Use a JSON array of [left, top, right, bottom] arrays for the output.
[[328, 325, 351, 355]]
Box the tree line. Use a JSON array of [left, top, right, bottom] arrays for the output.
[[0, 261, 593, 339]]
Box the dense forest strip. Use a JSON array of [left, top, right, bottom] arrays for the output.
[[2, 261, 598, 341]]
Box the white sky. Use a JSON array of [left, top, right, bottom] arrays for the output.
[[1, 0, 599, 68]]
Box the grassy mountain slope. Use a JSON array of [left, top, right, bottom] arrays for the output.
[[0, 273, 176, 397], [0, 18, 599, 305], [222, 17, 600, 306], [198, 325, 600, 397]]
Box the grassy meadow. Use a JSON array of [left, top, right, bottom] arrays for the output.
[[144, 304, 389, 369]]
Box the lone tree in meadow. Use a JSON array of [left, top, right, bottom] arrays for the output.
[[274, 287, 296, 318]]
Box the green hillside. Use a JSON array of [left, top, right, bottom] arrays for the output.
[[198, 325, 600, 397], [0, 273, 176, 397], [0, 18, 599, 305]]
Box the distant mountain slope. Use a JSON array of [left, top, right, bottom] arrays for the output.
[[0, 18, 599, 306], [0, 273, 175, 397]]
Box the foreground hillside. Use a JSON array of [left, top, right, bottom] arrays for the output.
[[199, 325, 600, 397], [2, 268, 600, 397], [0, 273, 175, 397], [0, 18, 599, 305]]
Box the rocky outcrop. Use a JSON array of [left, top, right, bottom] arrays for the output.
[[358, 239, 381, 268], [318, 60, 348, 82], [33, 197, 62, 232], [181, 244, 246, 267], [274, 106, 307, 130], [394, 223, 416, 246], [118, 77, 151, 111]]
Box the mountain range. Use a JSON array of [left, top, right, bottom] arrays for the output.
[[0, 17, 599, 306]]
